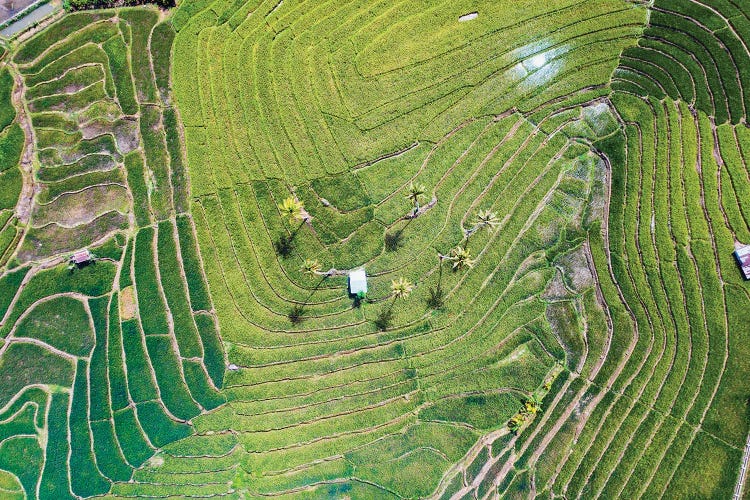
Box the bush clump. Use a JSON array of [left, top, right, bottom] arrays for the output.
[[64, 0, 175, 11]]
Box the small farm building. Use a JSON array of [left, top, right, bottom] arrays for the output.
[[734, 244, 750, 280], [71, 249, 92, 264], [349, 269, 367, 297]]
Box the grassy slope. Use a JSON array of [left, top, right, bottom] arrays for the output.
[[0, 8, 225, 500], [1, 0, 749, 498], [152, 0, 648, 497]]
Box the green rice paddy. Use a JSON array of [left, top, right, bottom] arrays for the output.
[[0, 0, 749, 498]]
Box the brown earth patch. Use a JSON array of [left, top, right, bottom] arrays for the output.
[[31, 184, 130, 228], [17, 210, 128, 262], [120, 286, 136, 320]]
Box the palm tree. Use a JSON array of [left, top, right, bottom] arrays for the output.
[[390, 277, 414, 299], [465, 209, 500, 238], [301, 259, 323, 276], [377, 277, 414, 330], [522, 395, 542, 416], [301, 258, 345, 278], [448, 246, 476, 271], [278, 196, 308, 224], [276, 196, 310, 256], [508, 413, 526, 434], [405, 182, 426, 215]]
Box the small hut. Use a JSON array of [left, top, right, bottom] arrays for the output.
[[734, 244, 750, 280], [70, 249, 92, 265], [348, 269, 367, 298]]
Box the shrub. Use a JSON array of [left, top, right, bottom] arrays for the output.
[[66, 0, 174, 11]]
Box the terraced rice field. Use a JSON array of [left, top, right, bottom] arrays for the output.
[[0, 0, 750, 498], [0, 10, 225, 499]]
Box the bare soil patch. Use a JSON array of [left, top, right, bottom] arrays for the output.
[[120, 286, 136, 320], [32, 184, 130, 227]]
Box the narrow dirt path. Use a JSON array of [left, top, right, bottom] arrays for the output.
[[10, 65, 35, 226]]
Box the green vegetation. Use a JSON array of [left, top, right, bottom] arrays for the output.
[[131, 0, 644, 495], [420, 393, 521, 431], [38, 393, 74, 500], [0, 0, 749, 498], [0, 66, 24, 267], [69, 359, 111, 497], [0, 9, 227, 498], [14, 296, 94, 356]]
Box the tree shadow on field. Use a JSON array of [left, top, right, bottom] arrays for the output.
[[425, 260, 445, 310], [385, 230, 404, 252], [289, 276, 329, 324], [68, 259, 94, 275], [288, 304, 304, 324], [275, 234, 294, 257], [374, 308, 392, 331], [276, 222, 307, 258], [426, 286, 444, 310], [351, 295, 363, 309], [385, 219, 413, 252]]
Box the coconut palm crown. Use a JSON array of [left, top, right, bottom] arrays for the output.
[[301, 259, 322, 276], [278, 196, 308, 223], [466, 209, 501, 237], [448, 246, 476, 271], [404, 182, 427, 214], [390, 277, 414, 299]]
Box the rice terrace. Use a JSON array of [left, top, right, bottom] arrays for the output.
[[1, 0, 750, 498]]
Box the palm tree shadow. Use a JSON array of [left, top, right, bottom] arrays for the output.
[[426, 286, 444, 309], [385, 230, 403, 252], [304, 276, 327, 305], [290, 274, 329, 324], [288, 304, 304, 324], [385, 218, 413, 252], [426, 259, 445, 309], [276, 222, 306, 258], [374, 308, 392, 330], [275, 234, 294, 257]]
